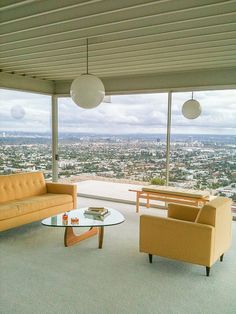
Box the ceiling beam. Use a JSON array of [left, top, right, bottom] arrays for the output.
[[42, 62, 236, 80], [0, 72, 55, 95], [54, 67, 236, 95], [1, 67, 235, 95]]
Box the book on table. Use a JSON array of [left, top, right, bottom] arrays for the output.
[[84, 207, 109, 217], [84, 211, 110, 221]]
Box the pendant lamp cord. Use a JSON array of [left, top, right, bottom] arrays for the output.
[[86, 38, 89, 74]]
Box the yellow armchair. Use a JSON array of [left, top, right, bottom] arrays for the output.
[[140, 197, 232, 276]]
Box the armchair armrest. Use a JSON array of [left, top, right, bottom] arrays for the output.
[[46, 182, 77, 209], [140, 215, 215, 266], [168, 203, 200, 222]]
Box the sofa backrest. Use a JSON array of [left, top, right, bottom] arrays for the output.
[[196, 196, 232, 259], [0, 172, 47, 203]]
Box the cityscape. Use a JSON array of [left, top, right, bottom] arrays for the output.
[[0, 131, 235, 201]]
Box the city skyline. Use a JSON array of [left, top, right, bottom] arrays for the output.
[[0, 89, 236, 135], [1, 133, 235, 201]]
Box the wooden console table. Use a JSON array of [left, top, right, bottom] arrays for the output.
[[129, 187, 209, 213]]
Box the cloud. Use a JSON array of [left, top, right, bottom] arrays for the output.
[[0, 89, 51, 132], [0, 89, 236, 135]]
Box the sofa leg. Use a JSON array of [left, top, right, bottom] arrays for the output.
[[206, 266, 210, 277], [149, 254, 153, 264], [220, 254, 224, 262]]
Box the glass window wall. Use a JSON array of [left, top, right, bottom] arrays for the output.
[[58, 94, 168, 184], [170, 90, 236, 202], [0, 89, 52, 179]]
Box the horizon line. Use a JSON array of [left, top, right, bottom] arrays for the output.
[[0, 131, 235, 137]]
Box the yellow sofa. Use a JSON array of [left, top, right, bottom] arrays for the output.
[[140, 197, 232, 276], [0, 172, 77, 232]]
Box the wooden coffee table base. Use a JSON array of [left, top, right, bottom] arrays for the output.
[[64, 226, 104, 249]]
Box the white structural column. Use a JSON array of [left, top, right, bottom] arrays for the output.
[[52, 95, 59, 182], [165, 91, 172, 186]]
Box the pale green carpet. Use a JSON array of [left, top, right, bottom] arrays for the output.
[[1, 198, 235, 314]]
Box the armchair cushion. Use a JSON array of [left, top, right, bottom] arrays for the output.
[[168, 203, 200, 222], [196, 197, 232, 227]]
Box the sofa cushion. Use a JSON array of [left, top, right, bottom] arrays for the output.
[[0, 193, 73, 220], [0, 201, 20, 220], [17, 193, 73, 216], [0, 172, 47, 203]]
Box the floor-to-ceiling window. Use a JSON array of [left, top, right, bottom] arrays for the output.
[[58, 94, 168, 184], [1, 88, 235, 203], [170, 90, 236, 201], [0, 89, 52, 179]]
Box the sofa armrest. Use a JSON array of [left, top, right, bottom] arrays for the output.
[[46, 182, 77, 209], [168, 203, 200, 222], [140, 215, 215, 266]]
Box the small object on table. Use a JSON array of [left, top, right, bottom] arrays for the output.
[[71, 217, 79, 224], [63, 212, 68, 224]]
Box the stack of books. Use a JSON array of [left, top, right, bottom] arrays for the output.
[[84, 207, 110, 220]]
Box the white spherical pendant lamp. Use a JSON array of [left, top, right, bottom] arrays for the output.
[[11, 105, 26, 120], [70, 74, 105, 109], [70, 39, 105, 109], [182, 92, 201, 119]]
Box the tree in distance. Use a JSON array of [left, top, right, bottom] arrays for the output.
[[150, 177, 165, 186]]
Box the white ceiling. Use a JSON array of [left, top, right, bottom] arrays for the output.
[[1, 0, 236, 83]]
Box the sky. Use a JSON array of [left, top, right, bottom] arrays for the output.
[[0, 89, 236, 135]]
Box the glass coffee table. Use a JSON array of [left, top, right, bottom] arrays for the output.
[[42, 208, 125, 249]]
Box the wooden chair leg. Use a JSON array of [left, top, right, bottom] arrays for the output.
[[206, 266, 210, 277], [220, 254, 224, 262], [146, 193, 150, 208], [149, 254, 153, 264]]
